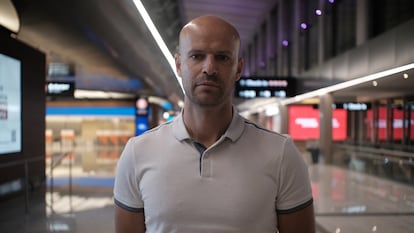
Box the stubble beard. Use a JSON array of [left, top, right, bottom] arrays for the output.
[[185, 74, 222, 107], [188, 88, 224, 107]]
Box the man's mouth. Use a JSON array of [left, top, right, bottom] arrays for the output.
[[197, 81, 218, 87]]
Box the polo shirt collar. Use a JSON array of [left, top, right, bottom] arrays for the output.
[[172, 106, 245, 143]]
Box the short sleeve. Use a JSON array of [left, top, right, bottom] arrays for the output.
[[113, 138, 144, 212], [276, 136, 313, 213]]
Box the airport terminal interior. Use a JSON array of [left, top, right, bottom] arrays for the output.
[[1, 0, 414, 232]]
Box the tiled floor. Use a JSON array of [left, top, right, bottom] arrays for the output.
[[0, 182, 115, 233], [1, 154, 414, 233], [310, 164, 414, 232]]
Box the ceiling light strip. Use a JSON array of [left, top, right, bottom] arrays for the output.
[[132, 0, 184, 93], [281, 62, 414, 105]]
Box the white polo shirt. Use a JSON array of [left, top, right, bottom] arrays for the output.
[[114, 108, 313, 233]]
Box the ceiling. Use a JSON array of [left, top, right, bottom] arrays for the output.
[[6, 0, 278, 109], [4, 0, 414, 109], [332, 68, 414, 103]]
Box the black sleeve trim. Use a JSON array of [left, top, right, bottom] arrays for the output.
[[276, 198, 313, 215], [114, 198, 144, 213]]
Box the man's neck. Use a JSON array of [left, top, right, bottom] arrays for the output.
[[183, 103, 233, 148]]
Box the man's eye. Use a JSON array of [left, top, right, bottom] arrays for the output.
[[190, 54, 203, 60], [216, 55, 230, 61]]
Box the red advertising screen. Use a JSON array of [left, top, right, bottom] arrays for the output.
[[391, 107, 414, 140], [393, 108, 403, 140], [288, 105, 347, 141], [366, 107, 414, 141]]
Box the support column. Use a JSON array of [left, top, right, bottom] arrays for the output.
[[279, 104, 288, 134], [319, 94, 333, 163], [356, 0, 369, 46], [357, 111, 365, 145]]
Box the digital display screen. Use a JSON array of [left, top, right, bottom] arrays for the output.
[[235, 77, 296, 98], [366, 107, 414, 141], [46, 81, 75, 97], [288, 105, 347, 141], [0, 53, 21, 154]]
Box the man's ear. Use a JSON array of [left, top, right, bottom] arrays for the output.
[[175, 53, 182, 77]]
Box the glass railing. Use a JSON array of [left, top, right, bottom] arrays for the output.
[[332, 143, 414, 186]]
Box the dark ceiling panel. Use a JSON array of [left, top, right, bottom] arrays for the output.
[[181, 0, 277, 52]]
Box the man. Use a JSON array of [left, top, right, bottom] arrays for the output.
[[114, 15, 315, 233]]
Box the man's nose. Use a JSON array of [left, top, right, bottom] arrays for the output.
[[202, 55, 218, 76]]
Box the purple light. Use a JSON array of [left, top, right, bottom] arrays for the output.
[[259, 61, 266, 68], [328, 0, 334, 3], [315, 9, 322, 16], [282, 40, 289, 47], [300, 23, 308, 29]]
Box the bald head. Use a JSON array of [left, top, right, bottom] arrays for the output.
[[178, 15, 241, 57], [174, 15, 244, 107]]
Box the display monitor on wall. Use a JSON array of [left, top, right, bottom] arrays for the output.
[[365, 107, 414, 141], [235, 77, 297, 98], [288, 105, 347, 141], [0, 53, 21, 154]]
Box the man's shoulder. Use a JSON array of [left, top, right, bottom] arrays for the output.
[[130, 120, 174, 142], [242, 117, 288, 139]]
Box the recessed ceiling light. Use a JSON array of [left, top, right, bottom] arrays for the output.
[[403, 73, 408, 79], [315, 9, 322, 16], [300, 23, 308, 30], [372, 80, 378, 86]]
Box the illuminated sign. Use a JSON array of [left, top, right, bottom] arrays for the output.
[[46, 81, 75, 97], [366, 107, 414, 141], [235, 77, 296, 98], [313, 103, 372, 111], [135, 97, 149, 116], [48, 62, 75, 77], [288, 105, 347, 141], [0, 53, 21, 154], [335, 102, 371, 111]]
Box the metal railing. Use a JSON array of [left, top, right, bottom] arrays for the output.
[[0, 156, 45, 214], [333, 143, 414, 185]]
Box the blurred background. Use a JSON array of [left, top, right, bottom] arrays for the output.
[[1, 0, 414, 232]]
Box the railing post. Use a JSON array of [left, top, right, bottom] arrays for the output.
[[50, 154, 54, 214], [24, 160, 29, 214], [69, 153, 73, 213]]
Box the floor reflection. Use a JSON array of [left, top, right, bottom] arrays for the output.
[[310, 164, 414, 233], [46, 192, 114, 215], [311, 164, 414, 214], [43, 145, 119, 233]]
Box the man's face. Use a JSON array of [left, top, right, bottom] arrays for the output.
[[175, 24, 243, 107]]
